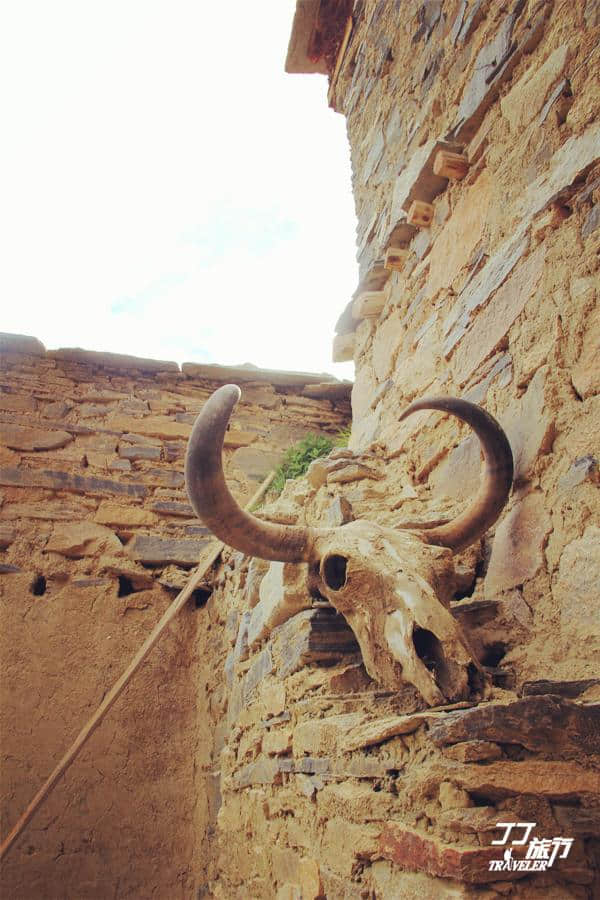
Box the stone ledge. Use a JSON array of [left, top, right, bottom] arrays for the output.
[[182, 361, 342, 388], [451, 759, 599, 801], [48, 347, 179, 373], [522, 678, 600, 699], [0, 423, 74, 451], [1, 333, 351, 389], [0, 332, 46, 356], [428, 696, 600, 759]]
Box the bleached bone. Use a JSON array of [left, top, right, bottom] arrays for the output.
[[185, 386, 513, 705]]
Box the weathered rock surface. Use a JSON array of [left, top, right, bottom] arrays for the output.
[[0, 423, 74, 451], [94, 502, 158, 527], [451, 244, 546, 385], [451, 760, 599, 800], [126, 534, 210, 567], [428, 695, 600, 758], [247, 562, 312, 648], [503, 366, 555, 482], [46, 522, 123, 558], [522, 678, 600, 699], [517, 121, 600, 223], [150, 500, 195, 518], [0, 393, 37, 412], [0, 466, 148, 498], [50, 347, 179, 372], [555, 526, 600, 632], [0, 524, 16, 549], [0, 332, 45, 355], [441, 741, 502, 763], [233, 447, 283, 481], [501, 44, 569, 134], [108, 414, 191, 440], [324, 495, 353, 526], [485, 494, 552, 598], [118, 444, 161, 461], [326, 462, 383, 484], [572, 305, 600, 399], [380, 822, 543, 884], [271, 608, 360, 679], [244, 557, 270, 609]]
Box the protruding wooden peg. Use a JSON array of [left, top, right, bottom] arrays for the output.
[[433, 150, 470, 180], [352, 290, 386, 320], [332, 333, 355, 362], [384, 247, 408, 271], [407, 200, 434, 228]]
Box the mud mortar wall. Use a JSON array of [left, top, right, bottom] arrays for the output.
[[200, 2, 600, 898], [341, 0, 600, 695], [0, 334, 350, 899]]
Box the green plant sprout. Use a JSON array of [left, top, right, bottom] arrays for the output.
[[270, 433, 334, 496], [334, 425, 351, 448]]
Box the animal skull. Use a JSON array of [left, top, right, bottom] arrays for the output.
[[185, 386, 513, 706]]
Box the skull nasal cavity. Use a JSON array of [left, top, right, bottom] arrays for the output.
[[322, 554, 348, 591], [412, 627, 444, 673]]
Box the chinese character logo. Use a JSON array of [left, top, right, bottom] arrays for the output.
[[489, 822, 574, 872]]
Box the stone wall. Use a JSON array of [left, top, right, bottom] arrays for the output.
[[196, 2, 600, 898], [0, 332, 350, 899], [3, 2, 599, 896], [333, 0, 600, 690]]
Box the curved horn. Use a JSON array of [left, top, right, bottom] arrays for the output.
[[399, 397, 513, 552], [185, 384, 315, 562]]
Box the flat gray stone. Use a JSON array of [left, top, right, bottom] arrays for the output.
[[127, 534, 210, 567], [428, 695, 600, 759], [485, 493, 552, 598], [145, 468, 184, 488], [449, 9, 519, 141], [517, 121, 600, 223], [0, 424, 74, 451], [522, 678, 600, 699], [271, 608, 359, 678], [151, 500, 195, 517], [119, 444, 161, 461], [443, 230, 529, 340], [582, 203, 600, 239], [243, 647, 273, 701], [0, 466, 147, 498]]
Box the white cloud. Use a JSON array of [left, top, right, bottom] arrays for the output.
[[0, 0, 357, 380]]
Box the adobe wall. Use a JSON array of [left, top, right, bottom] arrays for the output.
[[200, 2, 600, 898], [0, 332, 350, 899]]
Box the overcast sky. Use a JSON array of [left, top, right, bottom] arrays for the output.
[[0, 1, 357, 378]]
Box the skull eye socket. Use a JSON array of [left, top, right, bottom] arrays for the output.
[[322, 554, 348, 591], [412, 626, 444, 674]]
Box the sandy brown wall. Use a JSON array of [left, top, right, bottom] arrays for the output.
[[0, 334, 350, 899]]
